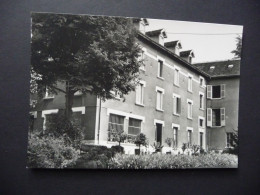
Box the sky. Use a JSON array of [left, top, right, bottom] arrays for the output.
[[145, 18, 243, 63]]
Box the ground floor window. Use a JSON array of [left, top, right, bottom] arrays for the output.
[[173, 127, 178, 148], [128, 118, 142, 143], [226, 132, 235, 148], [212, 109, 221, 126], [108, 114, 124, 141], [200, 132, 203, 148], [187, 130, 192, 146]]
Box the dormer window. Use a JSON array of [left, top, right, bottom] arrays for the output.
[[210, 66, 215, 70], [159, 35, 164, 45], [228, 64, 234, 69]]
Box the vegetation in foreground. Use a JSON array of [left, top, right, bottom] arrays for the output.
[[108, 153, 238, 169]]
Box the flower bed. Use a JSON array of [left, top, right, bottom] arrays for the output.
[[108, 153, 238, 169]]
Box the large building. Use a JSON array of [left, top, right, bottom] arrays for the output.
[[30, 18, 240, 154]]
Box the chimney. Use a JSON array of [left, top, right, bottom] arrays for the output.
[[164, 40, 182, 56], [133, 18, 149, 34], [145, 29, 167, 45], [180, 50, 195, 64]]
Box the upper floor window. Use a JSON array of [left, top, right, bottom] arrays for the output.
[[207, 84, 225, 99], [156, 87, 164, 111], [44, 87, 54, 99], [158, 60, 163, 78], [199, 117, 205, 128], [199, 76, 205, 87], [187, 99, 193, 119], [187, 128, 193, 146], [207, 108, 225, 127], [174, 68, 180, 86], [173, 93, 181, 115], [138, 48, 146, 71], [188, 75, 193, 92], [199, 92, 205, 110], [136, 80, 146, 106]]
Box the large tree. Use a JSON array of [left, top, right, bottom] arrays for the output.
[[31, 13, 141, 119], [231, 35, 242, 59]]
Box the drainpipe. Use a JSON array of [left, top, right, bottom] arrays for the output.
[[97, 97, 101, 145]]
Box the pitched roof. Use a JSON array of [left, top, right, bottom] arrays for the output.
[[180, 50, 194, 57], [145, 29, 167, 38], [164, 41, 182, 49], [137, 32, 211, 78], [194, 59, 240, 78]]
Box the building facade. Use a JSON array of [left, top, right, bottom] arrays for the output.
[[30, 18, 240, 154]]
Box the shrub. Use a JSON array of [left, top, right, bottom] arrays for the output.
[[152, 142, 164, 153], [111, 145, 124, 155], [108, 153, 238, 169], [27, 132, 80, 168], [134, 133, 148, 150], [165, 138, 172, 147]]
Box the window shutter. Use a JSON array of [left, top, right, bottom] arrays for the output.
[[207, 85, 212, 99], [221, 84, 225, 98], [221, 108, 225, 126], [207, 108, 212, 127], [173, 97, 176, 114], [178, 98, 181, 114], [136, 85, 140, 104]]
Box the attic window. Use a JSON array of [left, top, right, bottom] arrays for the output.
[[210, 66, 215, 70], [228, 64, 234, 69]]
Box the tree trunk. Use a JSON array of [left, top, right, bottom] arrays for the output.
[[65, 81, 74, 120]]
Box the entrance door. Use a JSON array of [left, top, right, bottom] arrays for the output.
[[156, 123, 162, 144], [200, 132, 203, 148]]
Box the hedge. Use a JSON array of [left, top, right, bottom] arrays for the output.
[[108, 153, 238, 169]]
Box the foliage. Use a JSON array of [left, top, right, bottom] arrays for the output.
[[191, 145, 201, 155], [110, 129, 128, 146], [231, 35, 242, 58], [165, 137, 173, 147], [45, 112, 84, 149], [111, 145, 125, 155], [152, 142, 164, 153], [134, 133, 148, 150], [222, 129, 238, 155], [31, 13, 142, 118], [108, 153, 238, 169], [181, 143, 189, 153], [76, 144, 113, 168], [30, 68, 42, 94], [27, 132, 80, 168]]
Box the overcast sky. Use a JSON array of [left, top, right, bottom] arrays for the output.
[[145, 18, 243, 63]]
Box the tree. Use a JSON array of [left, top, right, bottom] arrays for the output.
[[134, 133, 147, 151], [31, 13, 142, 119], [231, 35, 242, 58], [112, 129, 127, 146]]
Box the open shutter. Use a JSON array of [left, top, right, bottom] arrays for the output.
[[221, 108, 225, 126], [207, 85, 212, 99], [136, 85, 140, 104], [178, 98, 181, 114], [221, 84, 225, 98], [207, 108, 212, 127]]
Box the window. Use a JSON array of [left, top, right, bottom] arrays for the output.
[[188, 75, 193, 92], [44, 87, 54, 99], [199, 117, 205, 128], [111, 90, 123, 99], [187, 129, 192, 146], [173, 94, 181, 115], [207, 84, 225, 99], [199, 76, 205, 87], [158, 60, 163, 78], [188, 56, 192, 63], [199, 92, 204, 109], [159, 35, 164, 45], [156, 87, 164, 111], [173, 127, 178, 148], [138, 48, 146, 71], [108, 114, 125, 141], [199, 132, 203, 148], [207, 108, 225, 127], [136, 81, 145, 105], [187, 99, 193, 119], [226, 133, 235, 148], [174, 68, 180, 86], [128, 118, 141, 136]]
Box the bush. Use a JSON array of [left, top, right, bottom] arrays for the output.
[[27, 132, 80, 168], [108, 153, 238, 169], [111, 145, 124, 155]]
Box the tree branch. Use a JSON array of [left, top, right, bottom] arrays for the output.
[[50, 85, 66, 93]]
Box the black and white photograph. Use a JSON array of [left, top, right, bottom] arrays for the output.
[[28, 12, 242, 169]]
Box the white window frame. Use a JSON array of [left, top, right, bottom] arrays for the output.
[[186, 127, 193, 146], [155, 86, 164, 112], [172, 93, 181, 116], [172, 123, 180, 148], [199, 92, 205, 110], [188, 74, 193, 93], [42, 109, 59, 130], [198, 116, 205, 129], [135, 80, 146, 106], [187, 99, 193, 119], [207, 84, 225, 99], [154, 119, 165, 127], [174, 66, 180, 86], [139, 47, 147, 71], [44, 87, 54, 99], [207, 108, 225, 127], [199, 76, 206, 88], [157, 56, 165, 80]]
